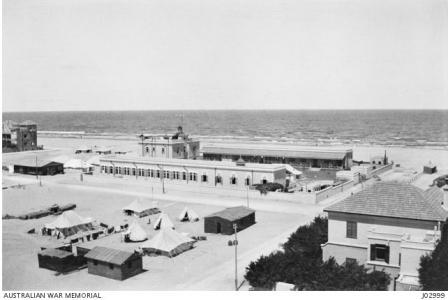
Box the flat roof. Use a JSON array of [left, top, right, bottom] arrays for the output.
[[205, 206, 255, 222], [202, 143, 352, 160], [99, 155, 286, 172]]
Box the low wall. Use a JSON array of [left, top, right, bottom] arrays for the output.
[[369, 163, 393, 178], [315, 180, 355, 203]]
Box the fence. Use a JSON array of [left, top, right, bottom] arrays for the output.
[[315, 180, 355, 203]]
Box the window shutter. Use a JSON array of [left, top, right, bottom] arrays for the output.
[[385, 246, 390, 264], [370, 244, 376, 261]]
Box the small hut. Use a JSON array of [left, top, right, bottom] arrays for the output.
[[13, 159, 64, 176], [423, 161, 437, 174], [84, 246, 143, 281], [38, 248, 86, 273], [204, 206, 255, 235]]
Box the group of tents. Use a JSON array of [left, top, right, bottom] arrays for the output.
[[121, 199, 200, 257], [39, 198, 201, 258]]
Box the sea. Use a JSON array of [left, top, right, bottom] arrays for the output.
[[3, 110, 448, 148]]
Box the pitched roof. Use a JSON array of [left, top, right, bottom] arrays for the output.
[[141, 228, 194, 253], [13, 158, 62, 168], [325, 182, 448, 222], [84, 246, 136, 265], [206, 206, 255, 222], [123, 199, 158, 213], [44, 211, 93, 229], [202, 144, 351, 160]]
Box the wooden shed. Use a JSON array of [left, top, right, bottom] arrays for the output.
[[204, 206, 256, 235], [14, 159, 64, 176], [38, 248, 86, 273], [423, 162, 437, 174], [84, 246, 143, 281]]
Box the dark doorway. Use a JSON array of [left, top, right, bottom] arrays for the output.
[[216, 222, 222, 233]]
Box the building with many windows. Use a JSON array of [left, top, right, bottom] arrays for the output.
[[99, 155, 288, 189], [202, 143, 353, 169], [322, 182, 447, 291], [138, 126, 200, 159]]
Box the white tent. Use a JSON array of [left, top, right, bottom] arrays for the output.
[[43, 211, 94, 238], [123, 199, 160, 217], [125, 221, 148, 242], [178, 207, 200, 222], [141, 228, 195, 257], [153, 213, 175, 230], [64, 159, 93, 172]]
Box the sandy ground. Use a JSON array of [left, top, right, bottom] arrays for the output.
[[2, 136, 447, 290]]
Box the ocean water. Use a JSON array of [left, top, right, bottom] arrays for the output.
[[3, 110, 448, 147]]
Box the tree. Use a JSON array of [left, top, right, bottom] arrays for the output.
[[245, 216, 391, 291], [419, 219, 448, 290]]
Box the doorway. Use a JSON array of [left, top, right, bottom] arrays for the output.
[[216, 222, 222, 234]]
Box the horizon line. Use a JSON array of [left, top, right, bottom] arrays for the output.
[[3, 108, 448, 113]]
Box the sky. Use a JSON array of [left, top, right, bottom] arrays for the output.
[[2, 0, 448, 111]]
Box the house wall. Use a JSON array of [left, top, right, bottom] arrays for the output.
[[120, 257, 143, 280], [100, 160, 285, 190], [204, 214, 256, 235], [87, 260, 124, 280], [142, 140, 200, 159], [323, 212, 440, 290]]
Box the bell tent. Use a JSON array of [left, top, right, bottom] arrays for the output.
[[142, 228, 195, 257], [178, 207, 200, 222], [124, 221, 148, 242], [153, 213, 175, 230]]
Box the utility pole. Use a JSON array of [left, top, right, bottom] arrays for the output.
[[35, 155, 38, 180], [246, 187, 249, 208], [228, 223, 239, 290], [234, 224, 238, 291]]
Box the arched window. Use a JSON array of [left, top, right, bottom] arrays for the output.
[[145, 147, 149, 153], [201, 174, 208, 182], [245, 177, 250, 186], [230, 176, 237, 185]]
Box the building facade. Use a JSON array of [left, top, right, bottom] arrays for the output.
[[99, 156, 287, 189], [139, 126, 200, 159], [322, 182, 447, 291], [2, 120, 39, 153], [202, 143, 353, 170]]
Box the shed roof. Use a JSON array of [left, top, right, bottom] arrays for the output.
[[84, 246, 136, 265], [325, 182, 448, 222], [39, 248, 73, 259], [206, 206, 255, 222], [14, 159, 62, 168], [202, 144, 351, 160]]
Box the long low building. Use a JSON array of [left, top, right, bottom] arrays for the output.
[[99, 155, 288, 189], [202, 143, 353, 170]]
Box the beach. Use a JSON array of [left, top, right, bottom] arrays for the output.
[[2, 135, 447, 290]]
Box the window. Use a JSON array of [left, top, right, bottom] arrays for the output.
[[131, 168, 136, 176], [164, 170, 169, 179], [245, 177, 250, 186], [230, 176, 237, 185], [182, 172, 187, 180], [345, 258, 357, 265], [109, 263, 114, 270], [346, 221, 357, 239], [146, 147, 149, 153], [215, 175, 222, 184], [162, 148, 165, 155], [201, 174, 208, 182], [370, 244, 390, 263], [93, 260, 98, 266], [189, 172, 197, 181]]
